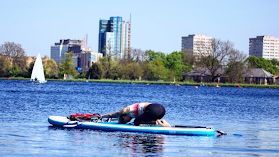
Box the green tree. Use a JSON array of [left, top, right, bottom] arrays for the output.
[[246, 56, 279, 75], [180, 51, 194, 74], [99, 57, 112, 79], [225, 49, 247, 83], [87, 62, 103, 79], [146, 50, 166, 62], [27, 61, 34, 78], [246, 56, 266, 68], [270, 58, 279, 66], [121, 62, 142, 80], [0, 55, 12, 77], [9, 64, 23, 77], [110, 64, 121, 80], [59, 52, 77, 78], [163, 51, 191, 81], [181, 49, 195, 65], [101, 44, 117, 79], [142, 59, 167, 81], [164, 51, 182, 70], [75, 71, 87, 79], [43, 59, 59, 78], [142, 62, 154, 80]]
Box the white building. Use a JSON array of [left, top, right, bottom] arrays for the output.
[[121, 22, 131, 58], [181, 34, 212, 57], [249, 36, 279, 60]]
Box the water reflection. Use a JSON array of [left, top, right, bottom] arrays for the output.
[[49, 126, 219, 157], [48, 126, 166, 156], [116, 133, 166, 155]]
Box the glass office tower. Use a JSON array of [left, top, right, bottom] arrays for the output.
[[98, 16, 130, 58]]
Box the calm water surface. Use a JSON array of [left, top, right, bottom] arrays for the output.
[[0, 80, 279, 156]]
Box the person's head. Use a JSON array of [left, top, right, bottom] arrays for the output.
[[118, 114, 132, 124]]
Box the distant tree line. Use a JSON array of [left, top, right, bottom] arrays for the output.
[[1, 41, 279, 83]]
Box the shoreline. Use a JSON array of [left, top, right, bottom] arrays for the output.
[[2, 77, 279, 89]]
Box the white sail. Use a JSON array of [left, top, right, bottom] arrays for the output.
[[30, 53, 47, 83]]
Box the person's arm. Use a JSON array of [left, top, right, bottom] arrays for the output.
[[102, 107, 130, 118]]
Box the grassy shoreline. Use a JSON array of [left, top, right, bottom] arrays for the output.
[[2, 77, 279, 89]]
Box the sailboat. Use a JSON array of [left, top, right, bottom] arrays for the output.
[[30, 53, 47, 83]]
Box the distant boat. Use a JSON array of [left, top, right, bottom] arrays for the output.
[[30, 53, 47, 83]]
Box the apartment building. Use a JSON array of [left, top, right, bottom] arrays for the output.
[[181, 34, 212, 57], [249, 36, 279, 60]]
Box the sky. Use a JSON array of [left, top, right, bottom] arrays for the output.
[[0, 0, 279, 58]]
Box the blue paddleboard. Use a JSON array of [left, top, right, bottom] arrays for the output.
[[48, 116, 216, 136]]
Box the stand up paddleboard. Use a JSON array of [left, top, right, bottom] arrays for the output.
[[48, 116, 217, 136]]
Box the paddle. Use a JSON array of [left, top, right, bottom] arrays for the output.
[[216, 129, 227, 135]]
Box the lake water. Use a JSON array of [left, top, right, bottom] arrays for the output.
[[0, 80, 279, 156]]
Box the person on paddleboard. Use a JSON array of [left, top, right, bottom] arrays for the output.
[[102, 103, 171, 127]]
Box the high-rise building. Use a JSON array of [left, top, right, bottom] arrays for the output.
[[50, 39, 85, 64], [98, 16, 131, 58], [249, 36, 279, 60], [181, 34, 212, 57], [77, 46, 103, 71]]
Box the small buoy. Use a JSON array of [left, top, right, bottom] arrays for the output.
[[195, 86, 198, 88]]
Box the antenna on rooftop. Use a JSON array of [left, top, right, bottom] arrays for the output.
[[86, 34, 88, 46]]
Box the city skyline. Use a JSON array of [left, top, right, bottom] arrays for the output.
[[0, 0, 279, 58]]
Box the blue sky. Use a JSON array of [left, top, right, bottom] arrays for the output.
[[1, 0, 279, 58]]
